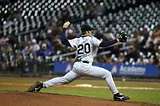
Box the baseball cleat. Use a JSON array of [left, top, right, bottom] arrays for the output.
[[114, 93, 130, 101], [28, 81, 43, 92]]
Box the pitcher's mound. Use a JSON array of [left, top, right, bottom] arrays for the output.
[[0, 90, 158, 106]]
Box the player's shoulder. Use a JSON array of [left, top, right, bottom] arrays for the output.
[[90, 36, 99, 40], [91, 36, 97, 39], [77, 35, 97, 41]]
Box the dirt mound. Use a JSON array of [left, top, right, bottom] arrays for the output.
[[0, 90, 159, 106]]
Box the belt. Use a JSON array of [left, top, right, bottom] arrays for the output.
[[82, 61, 89, 63], [76, 59, 89, 64]]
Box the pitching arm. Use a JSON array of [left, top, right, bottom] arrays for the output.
[[60, 28, 71, 46], [60, 21, 71, 46]]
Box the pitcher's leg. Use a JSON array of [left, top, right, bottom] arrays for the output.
[[43, 69, 80, 88], [87, 66, 118, 94], [105, 72, 119, 94]]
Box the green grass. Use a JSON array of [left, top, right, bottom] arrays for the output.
[[1, 77, 160, 88], [122, 89, 160, 104], [41, 88, 160, 104], [0, 77, 160, 104], [70, 80, 160, 88]]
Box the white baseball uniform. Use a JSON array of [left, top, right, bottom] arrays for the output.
[[43, 35, 118, 94]]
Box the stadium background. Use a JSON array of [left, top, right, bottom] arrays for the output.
[[0, 0, 160, 77], [0, 0, 160, 106]]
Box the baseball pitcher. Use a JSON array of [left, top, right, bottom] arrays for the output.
[[28, 21, 130, 101]]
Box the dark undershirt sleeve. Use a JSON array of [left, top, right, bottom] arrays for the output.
[[99, 39, 118, 47], [60, 28, 71, 46]]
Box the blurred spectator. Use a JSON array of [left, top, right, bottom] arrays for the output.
[[140, 28, 149, 47], [143, 41, 156, 57], [126, 46, 139, 63], [0, 36, 9, 45], [46, 19, 56, 36], [66, 54, 76, 63], [152, 35, 160, 50], [36, 43, 54, 57], [136, 53, 149, 65], [103, 55, 113, 64], [66, 28, 76, 39], [133, 30, 142, 50], [116, 52, 126, 64], [7, 35, 17, 46], [43, 39, 54, 52], [94, 30, 104, 40], [0, 55, 9, 72], [15, 53, 24, 74], [155, 50, 160, 65], [31, 39, 40, 54], [52, 35, 65, 53], [93, 57, 100, 64], [46, 19, 61, 40], [0, 35, 16, 46], [0, 36, 14, 72], [110, 45, 120, 58], [22, 40, 33, 54], [152, 26, 160, 37]]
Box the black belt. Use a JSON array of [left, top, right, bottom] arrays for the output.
[[77, 60, 89, 64], [82, 61, 89, 63]]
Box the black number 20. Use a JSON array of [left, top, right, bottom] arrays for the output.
[[77, 43, 91, 54]]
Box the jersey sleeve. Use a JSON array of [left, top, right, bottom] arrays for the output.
[[68, 38, 78, 48], [91, 36, 102, 47]]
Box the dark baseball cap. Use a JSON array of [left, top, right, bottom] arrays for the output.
[[81, 24, 95, 32]]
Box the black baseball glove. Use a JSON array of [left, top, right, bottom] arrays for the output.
[[117, 32, 128, 42]]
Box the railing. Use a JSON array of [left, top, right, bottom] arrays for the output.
[[0, 54, 53, 76], [0, 45, 134, 77]]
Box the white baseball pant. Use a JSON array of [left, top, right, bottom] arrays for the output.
[[43, 61, 118, 94]]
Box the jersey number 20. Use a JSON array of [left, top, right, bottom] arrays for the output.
[[78, 43, 91, 54]]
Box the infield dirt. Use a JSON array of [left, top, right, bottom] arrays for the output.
[[0, 90, 159, 106]]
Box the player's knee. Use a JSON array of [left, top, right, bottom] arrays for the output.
[[61, 77, 72, 84], [103, 71, 112, 78]]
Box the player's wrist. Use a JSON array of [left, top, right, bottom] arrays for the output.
[[63, 28, 67, 30]]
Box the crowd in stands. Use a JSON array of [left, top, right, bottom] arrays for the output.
[[94, 25, 160, 66], [0, 0, 160, 73]]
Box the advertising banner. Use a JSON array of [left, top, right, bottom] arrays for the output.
[[106, 64, 158, 77], [54, 62, 158, 77]]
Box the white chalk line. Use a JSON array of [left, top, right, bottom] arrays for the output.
[[0, 82, 160, 90]]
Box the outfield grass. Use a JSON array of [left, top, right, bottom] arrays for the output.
[[41, 88, 160, 104], [70, 80, 160, 88], [0, 77, 160, 104], [0, 77, 160, 88]]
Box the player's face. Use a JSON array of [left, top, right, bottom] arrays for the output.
[[85, 31, 92, 36]]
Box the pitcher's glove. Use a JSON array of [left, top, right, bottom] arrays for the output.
[[117, 32, 128, 42]]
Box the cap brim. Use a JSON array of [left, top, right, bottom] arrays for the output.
[[90, 27, 95, 30]]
